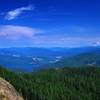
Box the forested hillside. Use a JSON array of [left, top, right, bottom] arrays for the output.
[[46, 50, 100, 68], [0, 66, 100, 100]]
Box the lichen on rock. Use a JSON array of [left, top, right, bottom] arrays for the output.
[[0, 77, 24, 100]]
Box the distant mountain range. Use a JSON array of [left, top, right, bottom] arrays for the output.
[[0, 46, 100, 71], [45, 48, 100, 68]]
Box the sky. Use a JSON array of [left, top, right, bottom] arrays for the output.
[[0, 0, 100, 47]]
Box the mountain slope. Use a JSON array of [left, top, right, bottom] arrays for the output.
[[45, 49, 100, 68], [0, 66, 100, 100]]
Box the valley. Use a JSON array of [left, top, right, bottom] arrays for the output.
[[0, 46, 100, 72]]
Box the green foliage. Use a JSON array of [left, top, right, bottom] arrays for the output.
[[0, 66, 100, 100]]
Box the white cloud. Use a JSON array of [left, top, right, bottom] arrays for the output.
[[93, 41, 100, 46], [4, 5, 34, 20], [0, 25, 42, 40], [0, 25, 100, 47], [96, 41, 100, 45]]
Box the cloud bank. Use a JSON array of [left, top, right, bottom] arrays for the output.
[[5, 5, 34, 20], [0, 25, 42, 40], [0, 25, 100, 47]]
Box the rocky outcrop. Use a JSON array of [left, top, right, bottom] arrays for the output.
[[0, 77, 24, 100]]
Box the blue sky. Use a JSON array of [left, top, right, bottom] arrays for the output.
[[0, 0, 100, 47]]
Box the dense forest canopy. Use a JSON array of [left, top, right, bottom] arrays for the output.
[[0, 66, 100, 100]]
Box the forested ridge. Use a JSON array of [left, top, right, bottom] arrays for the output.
[[0, 66, 100, 100]]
